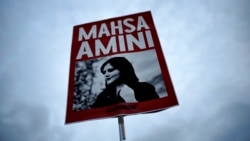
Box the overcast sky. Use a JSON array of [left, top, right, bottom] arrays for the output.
[[0, 0, 250, 141]]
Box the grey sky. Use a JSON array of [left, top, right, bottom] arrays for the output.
[[0, 0, 250, 141]]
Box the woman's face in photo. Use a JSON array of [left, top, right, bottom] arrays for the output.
[[102, 63, 121, 85]]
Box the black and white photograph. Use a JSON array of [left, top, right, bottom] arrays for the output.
[[73, 50, 167, 111]]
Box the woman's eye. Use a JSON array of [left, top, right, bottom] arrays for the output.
[[107, 68, 115, 72]]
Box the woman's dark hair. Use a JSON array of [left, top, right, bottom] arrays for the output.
[[100, 57, 139, 87]]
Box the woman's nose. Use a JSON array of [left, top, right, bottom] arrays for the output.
[[104, 72, 110, 77]]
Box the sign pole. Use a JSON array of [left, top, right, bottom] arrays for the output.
[[118, 116, 126, 141]]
